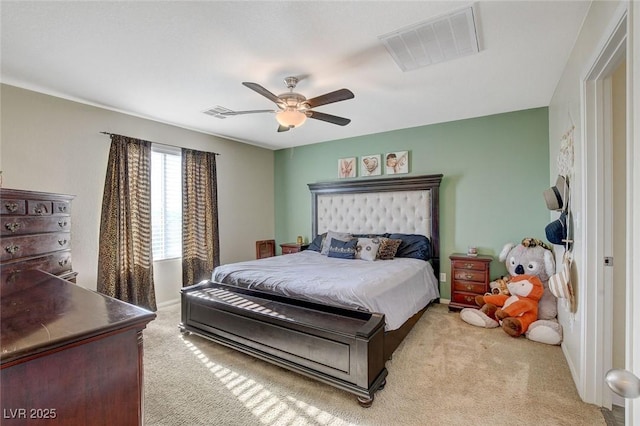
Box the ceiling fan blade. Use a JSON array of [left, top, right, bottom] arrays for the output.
[[308, 111, 351, 126], [242, 82, 282, 105], [277, 125, 291, 132], [306, 89, 354, 109]]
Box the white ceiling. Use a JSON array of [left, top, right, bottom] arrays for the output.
[[1, 1, 590, 150]]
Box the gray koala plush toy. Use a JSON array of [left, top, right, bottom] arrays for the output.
[[460, 238, 563, 345]]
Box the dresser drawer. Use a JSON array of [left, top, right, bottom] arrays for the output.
[[1, 198, 26, 215], [2, 232, 71, 261], [452, 259, 488, 271], [453, 269, 485, 282], [452, 280, 486, 294], [26, 200, 53, 216], [53, 201, 70, 215], [1, 250, 73, 284], [1, 216, 71, 236]]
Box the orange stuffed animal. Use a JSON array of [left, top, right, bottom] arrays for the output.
[[494, 275, 544, 338]]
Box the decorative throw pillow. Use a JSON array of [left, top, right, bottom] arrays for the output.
[[307, 233, 326, 252], [327, 238, 358, 259], [388, 233, 432, 261], [376, 238, 402, 260], [320, 231, 352, 255], [355, 238, 381, 261]]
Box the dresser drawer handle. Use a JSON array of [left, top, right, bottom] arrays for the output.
[[5, 202, 18, 212], [58, 239, 68, 246], [58, 221, 68, 228], [465, 273, 474, 279], [464, 295, 474, 302], [5, 222, 21, 233], [58, 205, 67, 212], [464, 263, 475, 268], [465, 284, 473, 291], [5, 244, 19, 255], [58, 258, 69, 267]]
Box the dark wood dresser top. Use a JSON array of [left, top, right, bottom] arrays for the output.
[[1, 269, 156, 365]]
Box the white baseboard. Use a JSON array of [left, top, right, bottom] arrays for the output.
[[439, 298, 450, 305]]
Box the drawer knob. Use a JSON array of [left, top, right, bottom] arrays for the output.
[[5, 222, 21, 233], [58, 239, 68, 246], [465, 295, 474, 302], [464, 263, 474, 268], [5, 244, 19, 255], [58, 205, 67, 212], [58, 258, 69, 267], [465, 273, 473, 279], [33, 206, 46, 215], [5, 202, 18, 212], [466, 284, 473, 290], [58, 221, 68, 228]]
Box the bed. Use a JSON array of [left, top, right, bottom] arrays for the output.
[[180, 174, 442, 406]]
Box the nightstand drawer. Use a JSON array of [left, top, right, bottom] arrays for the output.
[[452, 280, 486, 294], [280, 243, 309, 255], [451, 259, 488, 271], [451, 292, 480, 307], [453, 269, 485, 282]]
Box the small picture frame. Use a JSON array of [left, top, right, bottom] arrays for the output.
[[385, 151, 409, 174], [338, 157, 356, 178], [360, 154, 381, 177]]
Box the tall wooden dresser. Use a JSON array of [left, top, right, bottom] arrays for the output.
[[1, 269, 156, 425], [1, 188, 76, 284]]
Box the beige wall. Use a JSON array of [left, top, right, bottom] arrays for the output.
[[0, 84, 275, 306]]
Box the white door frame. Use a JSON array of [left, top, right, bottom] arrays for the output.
[[582, 3, 639, 423], [626, 2, 639, 423]]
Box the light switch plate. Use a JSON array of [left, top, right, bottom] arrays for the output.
[[440, 272, 446, 282]]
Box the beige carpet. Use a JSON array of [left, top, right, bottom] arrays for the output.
[[144, 303, 606, 425]]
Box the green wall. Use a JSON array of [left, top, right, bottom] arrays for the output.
[[274, 107, 550, 299]]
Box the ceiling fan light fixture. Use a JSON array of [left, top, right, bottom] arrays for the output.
[[276, 108, 307, 128]]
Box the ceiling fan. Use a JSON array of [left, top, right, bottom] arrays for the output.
[[208, 77, 354, 132]]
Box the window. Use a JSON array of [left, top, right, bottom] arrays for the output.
[[151, 145, 182, 260]]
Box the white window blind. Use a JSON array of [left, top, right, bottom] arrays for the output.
[[151, 145, 182, 260]]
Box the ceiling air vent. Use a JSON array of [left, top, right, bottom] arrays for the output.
[[203, 106, 232, 119], [379, 5, 479, 72]]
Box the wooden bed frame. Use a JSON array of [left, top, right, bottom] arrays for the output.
[[180, 174, 442, 407]]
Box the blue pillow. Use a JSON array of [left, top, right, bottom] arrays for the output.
[[327, 238, 358, 259], [387, 234, 431, 261], [307, 233, 325, 252]]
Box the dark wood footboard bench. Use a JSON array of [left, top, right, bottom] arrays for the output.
[[180, 281, 388, 406]]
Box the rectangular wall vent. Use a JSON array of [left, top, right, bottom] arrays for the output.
[[379, 5, 479, 72]]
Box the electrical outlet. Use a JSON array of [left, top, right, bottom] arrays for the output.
[[440, 272, 446, 283]]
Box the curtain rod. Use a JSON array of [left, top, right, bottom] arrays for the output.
[[100, 132, 220, 156]]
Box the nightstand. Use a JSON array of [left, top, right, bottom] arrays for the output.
[[448, 253, 492, 311], [280, 243, 309, 255]]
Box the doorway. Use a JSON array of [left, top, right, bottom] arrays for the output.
[[582, 9, 632, 423]]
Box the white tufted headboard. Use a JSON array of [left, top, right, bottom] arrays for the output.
[[308, 174, 442, 273]]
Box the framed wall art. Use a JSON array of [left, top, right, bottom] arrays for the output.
[[385, 151, 409, 174], [338, 157, 356, 178], [360, 154, 381, 177]]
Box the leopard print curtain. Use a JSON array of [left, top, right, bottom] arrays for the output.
[[182, 148, 219, 286], [97, 134, 156, 311]]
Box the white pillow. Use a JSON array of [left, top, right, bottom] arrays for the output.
[[355, 237, 381, 261], [320, 231, 352, 255]]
